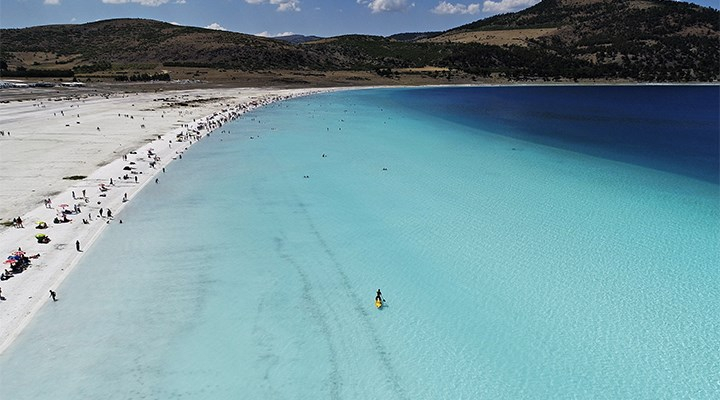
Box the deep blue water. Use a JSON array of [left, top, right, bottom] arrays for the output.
[[389, 86, 720, 183]]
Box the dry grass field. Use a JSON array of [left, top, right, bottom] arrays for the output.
[[423, 28, 559, 47]]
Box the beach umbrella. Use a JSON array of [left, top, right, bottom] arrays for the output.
[[35, 233, 47, 239], [59, 204, 69, 208], [12, 251, 25, 256], [36, 221, 45, 224], [3, 259, 15, 264]]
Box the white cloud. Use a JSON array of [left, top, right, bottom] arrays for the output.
[[44, 0, 61, 5], [359, 0, 414, 13], [102, 0, 171, 6], [272, 0, 300, 12], [245, 0, 301, 12], [205, 22, 226, 30], [482, 0, 539, 14], [431, 1, 480, 14], [256, 31, 296, 37]]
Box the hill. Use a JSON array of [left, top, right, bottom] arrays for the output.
[[274, 34, 324, 44], [432, 0, 719, 81], [0, 19, 335, 71], [1, 1, 718, 83]]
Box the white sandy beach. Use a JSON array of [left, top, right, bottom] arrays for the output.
[[0, 86, 334, 353]]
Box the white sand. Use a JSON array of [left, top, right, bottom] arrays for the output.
[[0, 86, 335, 353]]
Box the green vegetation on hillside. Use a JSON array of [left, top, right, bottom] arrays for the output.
[[1, 0, 718, 82], [303, 35, 453, 69], [447, 0, 719, 81]]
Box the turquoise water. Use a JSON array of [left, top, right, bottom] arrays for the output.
[[1, 87, 719, 399]]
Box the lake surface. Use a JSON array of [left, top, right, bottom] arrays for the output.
[[1, 86, 718, 399]]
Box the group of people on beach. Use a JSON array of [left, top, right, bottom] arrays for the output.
[[71, 190, 86, 200], [2, 90, 320, 318], [11, 217, 23, 228], [2, 249, 39, 281]]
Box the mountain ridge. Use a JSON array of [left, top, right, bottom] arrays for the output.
[[1, 0, 718, 83]]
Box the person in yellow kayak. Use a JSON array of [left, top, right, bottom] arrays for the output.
[[375, 289, 383, 303]]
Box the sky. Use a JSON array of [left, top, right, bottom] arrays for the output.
[[0, 0, 717, 37]]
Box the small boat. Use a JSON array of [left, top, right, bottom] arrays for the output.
[[375, 299, 383, 309]]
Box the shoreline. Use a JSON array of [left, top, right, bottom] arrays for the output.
[[3, 82, 715, 354], [0, 86, 339, 354]]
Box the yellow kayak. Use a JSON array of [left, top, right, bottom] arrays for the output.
[[375, 299, 383, 309]]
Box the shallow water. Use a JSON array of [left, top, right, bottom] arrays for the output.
[[1, 87, 718, 399]]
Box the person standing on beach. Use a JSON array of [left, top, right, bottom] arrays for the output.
[[99, 208, 104, 217], [49, 290, 57, 301], [76, 240, 81, 252]]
